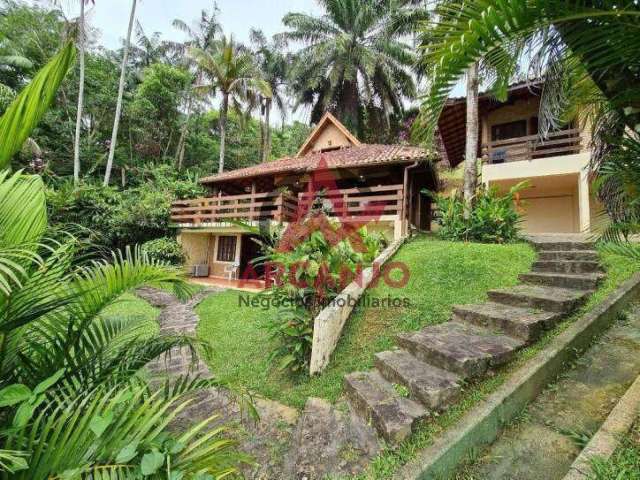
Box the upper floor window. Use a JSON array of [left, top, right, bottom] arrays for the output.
[[491, 120, 527, 142]]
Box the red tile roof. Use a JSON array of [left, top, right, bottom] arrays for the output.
[[200, 144, 429, 184]]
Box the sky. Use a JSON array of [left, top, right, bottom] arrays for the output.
[[35, 0, 321, 49], [31, 0, 464, 121]]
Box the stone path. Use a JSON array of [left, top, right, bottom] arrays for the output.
[[460, 303, 640, 479], [341, 238, 605, 444], [136, 287, 301, 480], [137, 286, 215, 378], [137, 286, 384, 479]]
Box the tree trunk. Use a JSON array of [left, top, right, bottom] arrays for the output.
[[176, 70, 204, 169], [341, 80, 360, 136], [175, 83, 196, 170], [103, 0, 137, 186], [218, 92, 228, 174], [264, 99, 272, 162], [259, 101, 266, 162], [175, 107, 192, 170], [163, 128, 173, 158], [463, 61, 480, 219], [73, 0, 85, 185]]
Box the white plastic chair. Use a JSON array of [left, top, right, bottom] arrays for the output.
[[224, 262, 240, 280]]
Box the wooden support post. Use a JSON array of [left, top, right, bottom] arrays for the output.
[[275, 194, 283, 222], [250, 181, 256, 220]]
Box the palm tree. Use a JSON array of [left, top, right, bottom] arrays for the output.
[[250, 29, 288, 162], [414, 1, 640, 145], [0, 42, 75, 169], [171, 6, 222, 169], [463, 62, 479, 217], [131, 21, 170, 71], [103, 0, 137, 186], [190, 35, 271, 174], [280, 0, 417, 137], [71, 0, 91, 185], [49, 0, 93, 184], [0, 33, 33, 82], [0, 33, 33, 112], [0, 171, 246, 477]]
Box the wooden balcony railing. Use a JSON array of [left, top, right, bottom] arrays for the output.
[[171, 191, 297, 224], [298, 184, 404, 221], [171, 184, 405, 225], [482, 128, 582, 164]]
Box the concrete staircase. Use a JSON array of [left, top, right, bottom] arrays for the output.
[[343, 238, 605, 444]]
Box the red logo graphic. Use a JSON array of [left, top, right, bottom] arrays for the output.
[[239, 156, 409, 292]]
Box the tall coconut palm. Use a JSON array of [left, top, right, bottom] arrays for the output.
[[131, 21, 170, 71], [103, 0, 137, 186], [250, 29, 288, 162], [280, 0, 417, 137], [463, 62, 479, 217], [171, 7, 222, 170], [49, 0, 92, 184], [190, 35, 271, 174], [72, 1, 90, 185]]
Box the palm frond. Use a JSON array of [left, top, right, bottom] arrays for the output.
[[4, 383, 247, 479], [0, 41, 75, 169], [0, 170, 47, 247], [413, 0, 640, 144]]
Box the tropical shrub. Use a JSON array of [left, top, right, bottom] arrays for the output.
[[430, 183, 526, 243], [142, 237, 186, 265], [0, 41, 246, 478], [0, 41, 75, 169], [0, 170, 247, 477], [46, 165, 205, 253], [261, 214, 387, 373]]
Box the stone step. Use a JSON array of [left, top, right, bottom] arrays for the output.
[[532, 260, 603, 274], [284, 398, 380, 480], [396, 321, 524, 379], [452, 302, 562, 343], [537, 250, 599, 262], [530, 240, 594, 252], [374, 350, 461, 410], [488, 284, 590, 313], [344, 370, 427, 443], [519, 271, 605, 291]]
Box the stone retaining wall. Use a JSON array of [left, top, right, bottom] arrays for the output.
[[309, 238, 405, 375]]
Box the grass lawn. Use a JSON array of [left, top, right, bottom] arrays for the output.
[[196, 235, 536, 409], [589, 421, 640, 479]]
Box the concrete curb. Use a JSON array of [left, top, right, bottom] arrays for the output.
[[309, 237, 406, 375], [396, 272, 640, 480], [563, 371, 640, 479]]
